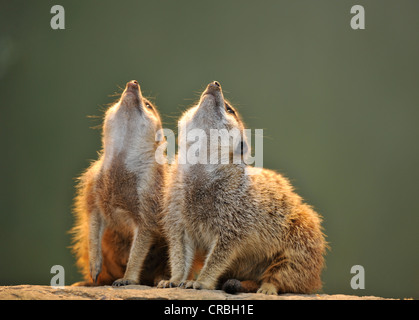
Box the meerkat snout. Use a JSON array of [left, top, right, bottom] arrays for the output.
[[178, 81, 248, 163], [103, 80, 162, 155], [200, 81, 223, 104], [119, 79, 149, 112], [205, 81, 221, 93]]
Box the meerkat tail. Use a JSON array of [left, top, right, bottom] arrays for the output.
[[70, 167, 120, 285], [222, 279, 259, 294], [69, 177, 91, 283]]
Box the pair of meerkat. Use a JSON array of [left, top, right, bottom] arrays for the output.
[[71, 80, 327, 294]]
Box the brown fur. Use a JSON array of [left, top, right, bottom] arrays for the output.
[[70, 81, 169, 286], [158, 82, 327, 294]]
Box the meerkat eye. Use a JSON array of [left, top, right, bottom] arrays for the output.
[[226, 105, 235, 114]]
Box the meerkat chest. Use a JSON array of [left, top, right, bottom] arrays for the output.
[[181, 172, 244, 228], [95, 163, 142, 222]]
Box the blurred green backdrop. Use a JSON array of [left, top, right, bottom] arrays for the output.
[[0, 0, 418, 299]]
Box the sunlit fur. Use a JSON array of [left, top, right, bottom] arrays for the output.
[[158, 82, 327, 294], [70, 81, 169, 286]]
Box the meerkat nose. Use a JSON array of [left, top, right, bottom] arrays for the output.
[[206, 81, 222, 93], [126, 80, 139, 90]]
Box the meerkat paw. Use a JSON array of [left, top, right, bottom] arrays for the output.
[[184, 280, 215, 290], [257, 283, 278, 295], [157, 279, 182, 288], [112, 278, 138, 287]]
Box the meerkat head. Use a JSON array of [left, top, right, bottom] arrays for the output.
[[178, 81, 249, 165], [102, 80, 163, 161]]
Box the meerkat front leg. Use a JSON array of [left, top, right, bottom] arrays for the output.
[[157, 230, 194, 288], [112, 227, 154, 286], [88, 209, 105, 284], [185, 237, 235, 290]]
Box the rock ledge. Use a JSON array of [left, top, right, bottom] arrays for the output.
[[0, 285, 397, 300]]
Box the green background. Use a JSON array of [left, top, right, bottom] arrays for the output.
[[0, 1, 418, 299]]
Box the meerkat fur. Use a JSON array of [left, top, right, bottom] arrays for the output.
[[158, 81, 327, 294], [70, 80, 168, 286]]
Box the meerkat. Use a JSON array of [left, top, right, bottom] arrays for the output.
[[70, 80, 169, 286], [157, 81, 327, 294]]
